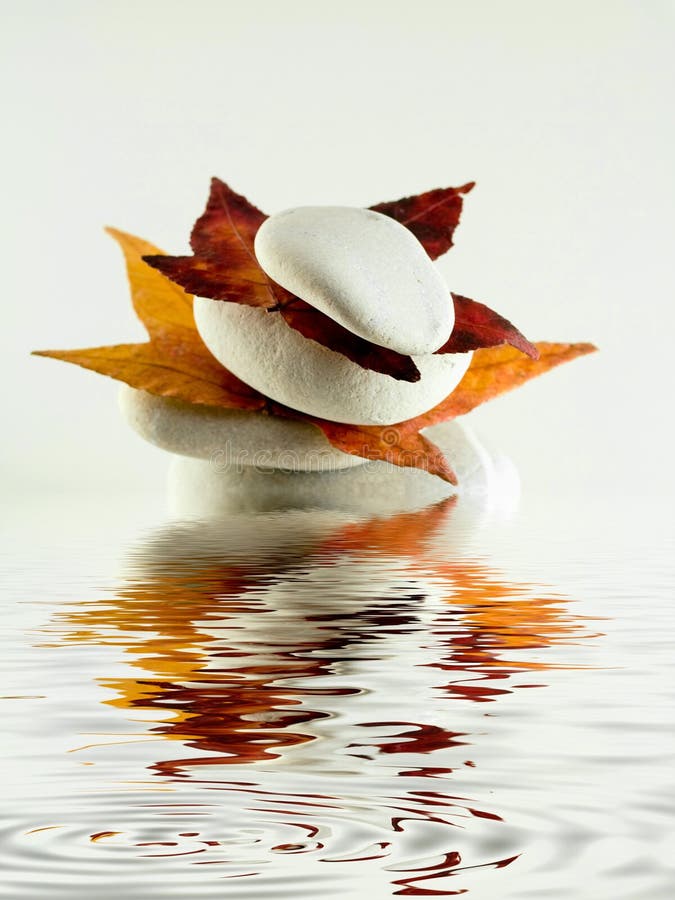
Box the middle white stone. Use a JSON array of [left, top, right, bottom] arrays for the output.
[[194, 300, 472, 426]]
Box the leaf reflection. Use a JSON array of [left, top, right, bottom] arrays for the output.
[[43, 499, 597, 894]]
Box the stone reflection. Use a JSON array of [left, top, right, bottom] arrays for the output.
[[47, 499, 593, 892]]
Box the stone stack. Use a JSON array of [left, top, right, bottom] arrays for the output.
[[121, 205, 482, 496]]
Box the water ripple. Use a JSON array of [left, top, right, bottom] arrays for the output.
[[2, 496, 674, 898]]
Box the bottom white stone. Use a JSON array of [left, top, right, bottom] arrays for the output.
[[119, 385, 365, 472]]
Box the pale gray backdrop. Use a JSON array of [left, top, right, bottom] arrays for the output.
[[2, 0, 673, 501]]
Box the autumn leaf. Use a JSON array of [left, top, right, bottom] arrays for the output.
[[441, 294, 539, 359], [33, 229, 265, 411], [34, 339, 265, 411], [293, 414, 461, 485], [423, 342, 596, 423], [142, 179, 534, 382], [298, 342, 597, 483], [280, 291, 538, 381], [103, 228, 194, 337], [370, 182, 475, 260], [143, 180, 279, 308], [279, 297, 422, 382]]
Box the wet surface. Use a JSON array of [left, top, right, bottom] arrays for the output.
[[1, 491, 674, 898]]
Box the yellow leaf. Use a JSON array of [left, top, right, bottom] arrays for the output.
[[104, 228, 194, 337], [33, 230, 265, 411]]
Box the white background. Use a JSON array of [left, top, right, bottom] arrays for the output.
[[2, 0, 673, 499]]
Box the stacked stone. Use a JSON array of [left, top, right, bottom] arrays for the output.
[[121, 206, 472, 476]]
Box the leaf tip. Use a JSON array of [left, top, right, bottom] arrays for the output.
[[548, 340, 598, 360], [141, 253, 165, 272], [420, 434, 458, 485], [104, 225, 129, 246], [442, 463, 459, 486], [31, 348, 64, 362], [208, 175, 230, 200], [427, 453, 458, 485]]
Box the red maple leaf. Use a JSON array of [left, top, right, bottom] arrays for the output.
[[144, 179, 536, 380]]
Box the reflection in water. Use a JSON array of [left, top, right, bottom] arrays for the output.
[[38, 500, 594, 895]]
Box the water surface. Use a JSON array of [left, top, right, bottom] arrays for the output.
[[2, 491, 673, 898]]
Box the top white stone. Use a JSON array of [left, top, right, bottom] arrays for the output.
[[254, 206, 454, 355]]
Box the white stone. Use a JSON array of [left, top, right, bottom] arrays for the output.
[[119, 385, 366, 471], [254, 206, 454, 355], [194, 300, 472, 426]]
